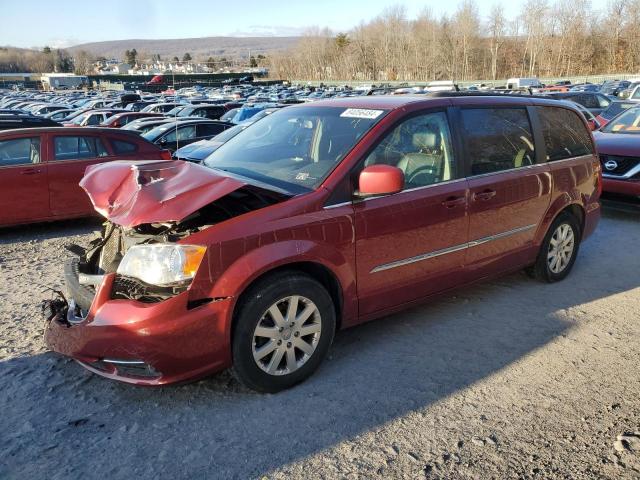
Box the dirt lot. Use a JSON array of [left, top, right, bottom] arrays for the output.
[[0, 206, 639, 480]]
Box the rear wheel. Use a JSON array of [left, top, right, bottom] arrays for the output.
[[231, 272, 335, 393], [527, 212, 581, 283]]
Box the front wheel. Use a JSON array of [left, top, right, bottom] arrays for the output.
[[527, 212, 581, 283], [231, 272, 336, 393]]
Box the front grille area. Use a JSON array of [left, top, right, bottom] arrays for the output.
[[600, 155, 640, 176], [111, 275, 187, 303]]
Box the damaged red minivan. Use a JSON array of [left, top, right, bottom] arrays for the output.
[[44, 95, 601, 392]]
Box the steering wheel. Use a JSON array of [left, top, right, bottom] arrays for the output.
[[407, 165, 437, 185]]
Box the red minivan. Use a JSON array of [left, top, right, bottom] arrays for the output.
[[44, 95, 601, 392], [0, 127, 170, 226]]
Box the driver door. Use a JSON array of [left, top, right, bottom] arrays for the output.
[[354, 110, 470, 316]]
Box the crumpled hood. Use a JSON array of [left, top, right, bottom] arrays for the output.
[[80, 160, 246, 228]]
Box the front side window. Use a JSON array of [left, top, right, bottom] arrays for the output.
[[537, 107, 594, 160], [0, 137, 40, 166], [361, 111, 456, 189], [461, 108, 535, 175], [54, 136, 109, 161], [204, 106, 386, 192]]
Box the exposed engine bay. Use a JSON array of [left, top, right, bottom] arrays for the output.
[[66, 185, 288, 308]]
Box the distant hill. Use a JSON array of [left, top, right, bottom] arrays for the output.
[[68, 36, 299, 60]]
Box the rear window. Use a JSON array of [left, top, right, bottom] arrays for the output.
[[0, 137, 40, 166], [460, 108, 535, 175], [536, 107, 593, 161], [111, 139, 138, 154], [54, 136, 109, 160]]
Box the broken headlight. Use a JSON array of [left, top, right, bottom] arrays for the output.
[[116, 244, 206, 286]]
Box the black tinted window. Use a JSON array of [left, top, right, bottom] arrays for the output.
[[461, 108, 535, 175], [197, 123, 228, 137], [111, 139, 138, 154], [54, 136, 109, 160], [0, 137, 40, 166], [537, 107, 593, 161]]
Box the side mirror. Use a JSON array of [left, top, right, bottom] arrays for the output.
[[588, 119, 600, 131], [357, 165, 404, 197]]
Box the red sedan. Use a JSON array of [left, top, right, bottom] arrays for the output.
[[593, 105, 640, 199], [0, 127, 171, 227], [45, 95, 601, 392]]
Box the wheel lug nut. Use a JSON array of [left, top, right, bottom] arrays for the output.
[[277, 340, 282, 346], [287, 342, 292, 348], [290, 322, 295, 327], [278, 327, 284, 332], [294, 331, 299, 337]]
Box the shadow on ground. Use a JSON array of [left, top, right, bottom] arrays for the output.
[[0, 208, 638, 479]]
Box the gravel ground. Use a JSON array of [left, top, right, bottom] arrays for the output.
[[0, 207, 639, 480]]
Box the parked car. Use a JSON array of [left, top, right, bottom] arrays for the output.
[[0, 114, 61, 131], [121, 118, 176, 135], [141, 119, 234, 152], [0, 128, 171, 227], [44, 95, 601, 392], [63, 109, 126, 127], [592, 105, 640, 199], [569, 83, 600, 93], [173, 108, 279, 162], [99, 112, 164, 128], [43, 109, 79, 122], [140, 102, 186, 114], [600, 80, 631, 97], [176, 104, 228, 120], [595, 100, 639, 127], [546, 92, 612, 116]]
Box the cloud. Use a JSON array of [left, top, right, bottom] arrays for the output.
[[46, 38, 79, 49]]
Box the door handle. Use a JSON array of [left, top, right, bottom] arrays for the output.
[[20, 169, 41, 175], [441, 196, 466, 208], [473, 189, 496, 201]]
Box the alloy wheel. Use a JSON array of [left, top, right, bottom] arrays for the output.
[[547, 223, 575, 274], [252, 295, 322, 376]]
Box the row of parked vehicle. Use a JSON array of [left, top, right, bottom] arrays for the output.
[[1, 78, 639, 228]]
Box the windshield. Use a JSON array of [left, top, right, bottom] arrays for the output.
[[204, 106, 387, 192], [601, 107, 640, 134]]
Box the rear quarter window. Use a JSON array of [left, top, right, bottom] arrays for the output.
[[460, 108, 535, 175], [111, 139, 138, 154], [536, 106, 594, 161]]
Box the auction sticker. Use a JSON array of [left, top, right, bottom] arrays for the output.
[[340, 108, 384, 119]]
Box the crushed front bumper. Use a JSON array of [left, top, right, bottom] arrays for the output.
[[44, 274, 234, 385]]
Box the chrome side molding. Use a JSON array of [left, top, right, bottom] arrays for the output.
[[370, 224, 536, 273]]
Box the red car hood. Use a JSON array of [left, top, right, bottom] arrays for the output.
[[80, 160, 246, 228], [593, 131, 640, 155]]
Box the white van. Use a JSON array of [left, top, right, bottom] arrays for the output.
[[506, 78, 542, 90], [426, 80, 458, 92]]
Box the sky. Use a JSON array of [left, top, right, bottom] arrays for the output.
[[1, 0, 611, 49]]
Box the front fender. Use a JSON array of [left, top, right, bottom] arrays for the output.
[[201, 239, 358, 340]]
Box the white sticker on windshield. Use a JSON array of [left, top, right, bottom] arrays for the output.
[[340, 108, 383, 119]]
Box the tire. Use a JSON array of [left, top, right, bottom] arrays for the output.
[[231, 271, 336, 393], [527, 211, 581, 283]]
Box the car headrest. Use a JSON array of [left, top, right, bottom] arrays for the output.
[[413, 132, 437, 150]]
